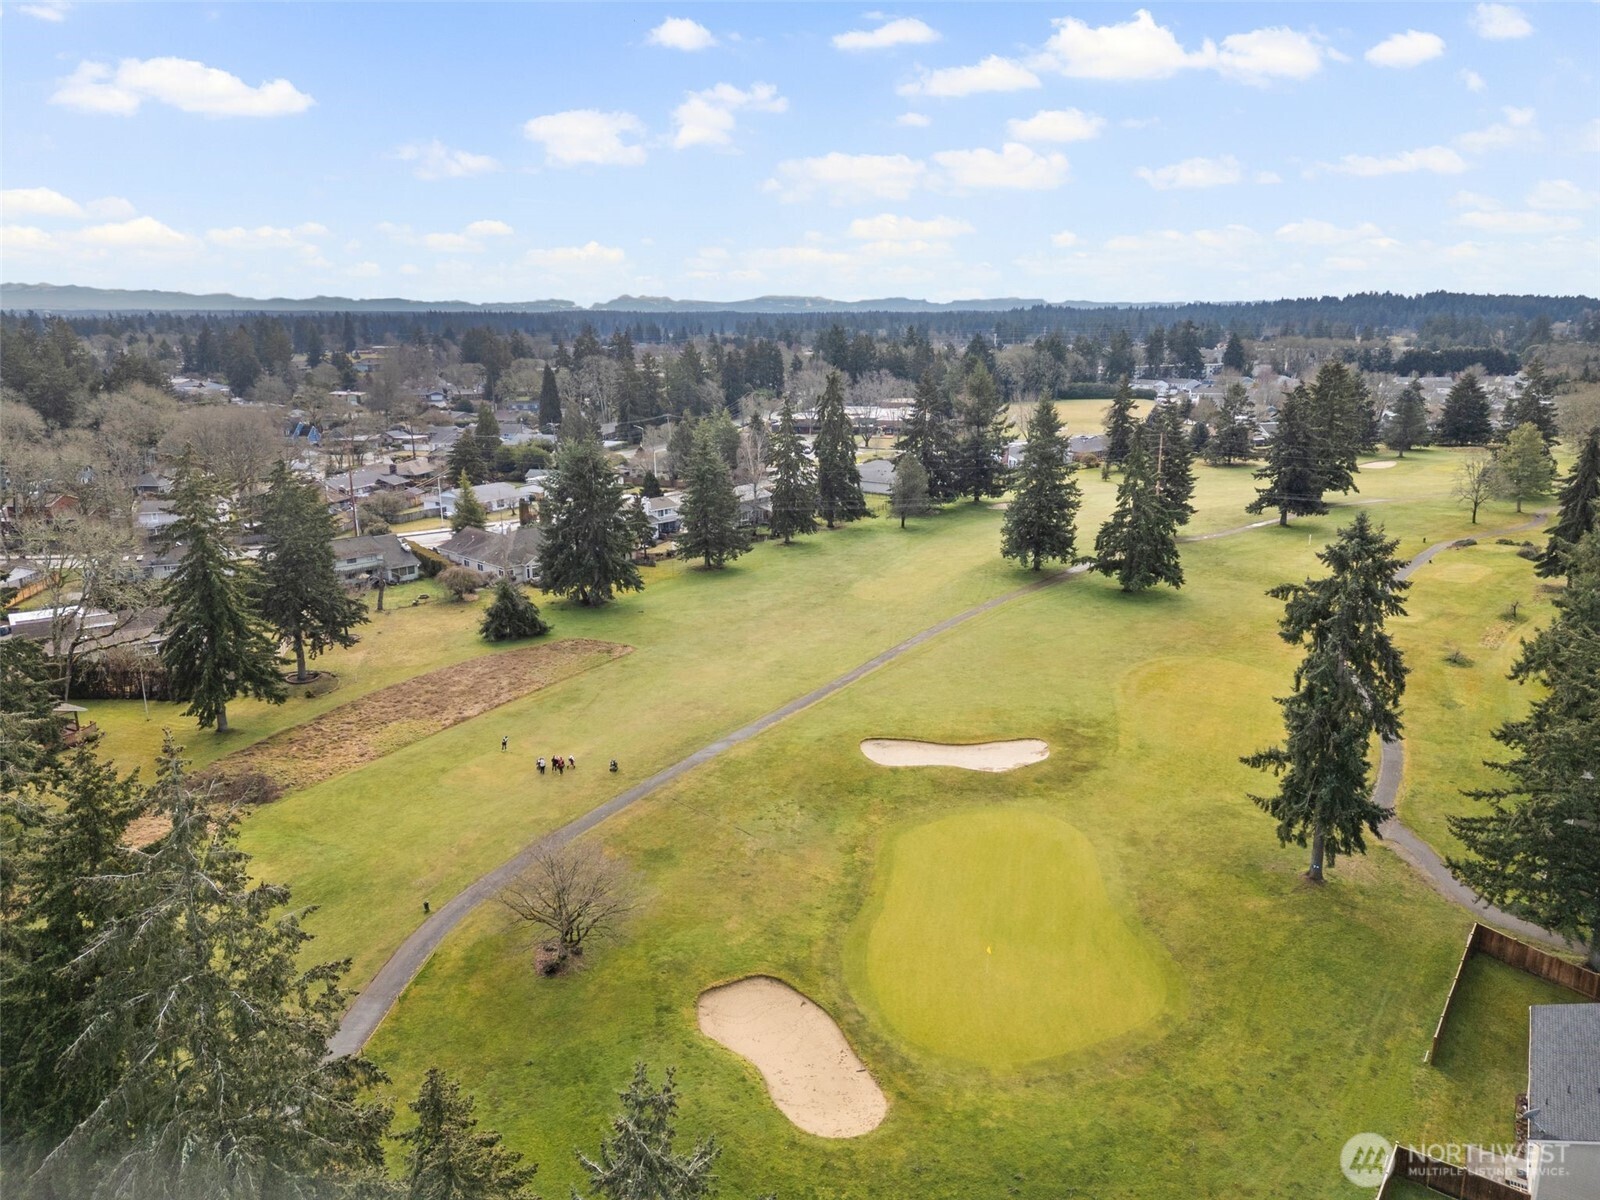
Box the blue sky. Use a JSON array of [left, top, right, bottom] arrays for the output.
[[2, 2, 1597, 304]]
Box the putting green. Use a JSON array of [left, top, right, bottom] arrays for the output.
[[850, 808, 1176, 1067]]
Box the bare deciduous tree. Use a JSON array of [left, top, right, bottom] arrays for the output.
[[1453, 455, 1500, 524], [498, 842, 634, 974]]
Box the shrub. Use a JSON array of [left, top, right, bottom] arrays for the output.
[[480, 578, 551, 641], [439, 565, 487, 601], [1443, 648, 1475, 667]]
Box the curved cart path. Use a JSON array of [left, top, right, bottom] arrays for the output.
[[328, 502, 1560, 1058]]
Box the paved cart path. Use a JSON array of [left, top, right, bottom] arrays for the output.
[[328, 504, 1564, 1058]]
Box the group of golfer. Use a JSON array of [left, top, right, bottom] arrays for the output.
[[500, 735, 616, 774]]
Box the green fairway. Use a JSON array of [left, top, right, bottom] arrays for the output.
[[850, 808, 1175, 1066]]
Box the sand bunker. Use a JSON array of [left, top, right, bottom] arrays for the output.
[[697, 977, 888, 1138], [1361, 460, 1398, 470], [860, 738, 1049, 772]]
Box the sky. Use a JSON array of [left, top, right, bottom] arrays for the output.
[[2, 2, 1597, 306]]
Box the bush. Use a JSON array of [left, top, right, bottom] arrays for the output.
[[1516, 545, 1541, 561], [410, 542, 448, 579], [480, 578, 551, 641], [1494, 538, 1518, 546], [439, 565, 488, 600], [1443, 647, 1475, 667]]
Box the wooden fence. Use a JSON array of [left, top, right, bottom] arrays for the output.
[[1427, 923, 1600, 1063], [1378, 1145, 1527, 1200]]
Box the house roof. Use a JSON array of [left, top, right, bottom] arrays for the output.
[[858, 459, 896, 484], [330, 533, 419, 571], [436, 524, 542, 568], [1528, 1004, 1600, 1143]]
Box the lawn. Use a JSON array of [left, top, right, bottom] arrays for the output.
[[87, 447, 1559, 1197], [356, 456, 1559, 1199]]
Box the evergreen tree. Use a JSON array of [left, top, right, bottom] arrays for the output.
[[398, 1068, 539, 1200], [538, 363, 562, 429], [896, 369, 957, 501], [1436, 372, 1494, 445], [768, 400, 818, 545], [1093, 430, 1183, 593], [1, 746, 142, 1144], [1103, 328, 1137, 382], [1169, 320, 1205, 378], [1101, 378, 1139, 474], [1246, 387, 1329, 526], [1142, 326, 1166, 377], [1154, 402, 1196, 525], [157, 463, 286, 733], [475, 402, 503, 460], [890, 454, 932, 529], [1189, 421, 1211, 454], [1384, 379, 1430, 457], [574, 1064, 719, 1200], [1501, 360, 1559, 444], [447, 429, 487, 485], [451, 472, 490, 532], [33, 735, 391, 1198], [951, 362, 1011, 503], [1205, 382, 1257, 466], [537, 435, 644, 607], [640, 470, 663, 499], [1001, 399, 1081, 570], [665, 417, 697, 482], [1537, 426, 1600, 577], [678, 423, 751, 569], [479, 579, 551, 642], [258, 461, 368, 683], [1495, 421, 1556, 513], [1222, 332, 1249, 373], [1302, 360, 1363, 497], [1243, 513, 1409, 882], [1448, 533, 1600, 968], [0, 639, 66, 794], [813, 372, 869, 527]]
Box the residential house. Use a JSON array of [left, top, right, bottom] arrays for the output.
[[134, 472, 174, 496], [329, 533, 421, 584], [1068, 433, 1108, 461], [637, 493, 682, 541], [124, 542, 185, 581], [437, 482, 534, 518], [135, 498, 179, 532], [436, 525, 543, 583], [1526, 1004, 1600, 1199], [734, 483, 774, 527]]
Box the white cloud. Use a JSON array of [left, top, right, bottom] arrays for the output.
[[50, 57, 313, 117], [18, 2, 70, 21], [1455, 106, 1538, 154], [833, 17, 939, 52], [672, 82, 786, 150], [394, 140, 500, 180], [647, 17, 716, 51], [463, 219, 514, 239], [1365, 30, 1446, 69], [207, 222, 328, 247], [933, 143, 1069, 190], [1006, 108, 1104, 144], [1213, 27, 1326, 84], [1, 187, 83, 218], [1254, 170, 1283, 185], [525, 241, 627, 268], [523, 109, 646, 166], [1457, 209, 1581, 234], [1460, 69, 1486, 92], [1039, 9, 1202, 80], [898, 55, 1039, 98], [1327, 145, 1468, 176], [1050, 230, 1079, 248], [1136, 155, 1242, 190], [896, 112, 931, 128], [382, 220, 514, 254], [1275, 219, 1396, 247], [1526, 179, 1599, 210], [1469, 4, 1532, 40], [77, 216, 195, 250], [846, 214, 974, 241], [765, 152, 927, 203], [1, 225, 57, 252]]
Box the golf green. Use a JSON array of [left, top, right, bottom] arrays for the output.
[[851, 808, 1176, 1067]]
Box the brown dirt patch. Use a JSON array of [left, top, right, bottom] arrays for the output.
[[125, 639, 629, 845]]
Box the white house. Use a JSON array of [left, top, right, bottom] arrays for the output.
[[1526, 1004, 1600, 1200]]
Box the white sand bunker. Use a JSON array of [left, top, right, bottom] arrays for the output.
[[860, 737, 1049, 772], [697, 977, 887, 1138], [1361, 460, 1398, 470]]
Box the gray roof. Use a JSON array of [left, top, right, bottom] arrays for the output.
[[1528, 1004, 1600, 1143], [858, 458, 896, 484], [330, 533, 419, 571], [437, 524, 542, 569]]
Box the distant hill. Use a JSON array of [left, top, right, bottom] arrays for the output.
[[1, 282, 1084, 315]]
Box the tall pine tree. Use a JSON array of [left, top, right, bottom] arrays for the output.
[[1247, 387, 1329, 526], [951, 362, 1011, 503], [1243, 513, 1409, 882], [397, 1068, 539, 1200], [1500, 360, 1559, 444], [1436, 372, 1494, 446], [1205, 382, 1257, 466], [538, 363, 562, 429], [1153, 402, 1196, 525], [157, 462, 286, 733], [1383, 379, 1430, 457], [451, 472, 490, 532], [1536, 426, 1600, 577], [1101, 378, 1139, 475], [258, 460, 367, 683], [767, 400, 819, 545], [1001, 399, 1082, 570], [1093, 429, 1183, 593], [812, 372, 869, 527], [896, 369, 957, 501], [536, 435, 643, 607], [574, 1064, 719, 1200], [678, 422, 751, 569]]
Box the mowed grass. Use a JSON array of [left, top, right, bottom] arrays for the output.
[[363, 468, 1560, 1199], [849, 808, 1175, 1066]]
